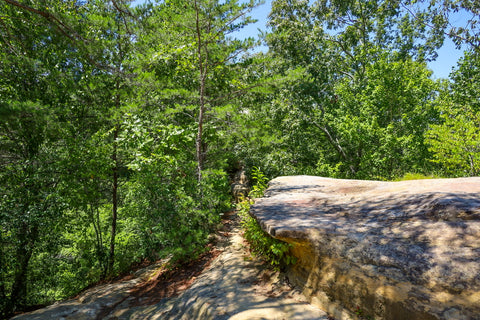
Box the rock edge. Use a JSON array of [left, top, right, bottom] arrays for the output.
[[250, 176, 480, 320]]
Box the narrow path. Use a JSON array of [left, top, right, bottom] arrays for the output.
[[110, 211, 330, 319], [13, 212, 330, 320]]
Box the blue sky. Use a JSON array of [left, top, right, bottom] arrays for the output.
[[234, 0, 465, 79]]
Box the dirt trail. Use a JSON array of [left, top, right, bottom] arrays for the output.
[[13, 212, 330, 320]]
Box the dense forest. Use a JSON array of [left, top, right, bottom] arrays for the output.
[[0, 0, 479, 317]]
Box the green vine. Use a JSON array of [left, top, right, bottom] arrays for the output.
[[238, 167, 296, 269], [354, 306, 375, 320]]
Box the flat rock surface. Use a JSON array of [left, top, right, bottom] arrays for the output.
[[12, 212, 329, 320], [250, 176, 480, 319]]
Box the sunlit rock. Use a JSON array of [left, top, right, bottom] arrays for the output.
[[250, 176, 480, 320]]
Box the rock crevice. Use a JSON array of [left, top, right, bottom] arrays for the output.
[[250, 176, 480, 320]]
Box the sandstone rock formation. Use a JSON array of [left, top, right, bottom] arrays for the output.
[[250, 176, 480, 320], [231, 169, 249, 203]]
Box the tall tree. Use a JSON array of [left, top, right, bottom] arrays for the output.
[[0, 1, 144, 314], [0, 1, 75, 312], [426, 50, 480, 176], [146, 0, 261, 181], [261, 0, 441, 178], [64, 0, 140, 278]]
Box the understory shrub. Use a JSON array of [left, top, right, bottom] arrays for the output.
[[238, 168, 296, 269]]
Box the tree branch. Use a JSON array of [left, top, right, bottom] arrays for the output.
[[308, 115, 356, 175], [401, 3, 480, 52], [2, 0, 84, 42]]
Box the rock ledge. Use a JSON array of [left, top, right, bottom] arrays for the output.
[[250, 176, 480, 320]]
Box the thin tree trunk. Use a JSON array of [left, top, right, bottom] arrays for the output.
[[310, 120, 357, 175], [196, 89, 205, 182], [108, 124, 119, 277], [90, 205, 106, 279], [108, 84, 121, 277], [194, 0, 207, 183], [0, 236, 6, 314], [9, 223, 36, 313]]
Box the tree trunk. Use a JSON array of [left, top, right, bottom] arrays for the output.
[[0, 234, 9, 318], [108, 125, 119, 277], [9, 223, 36, 313], [90, 204, 107, 280], [194, 0, 207, 183], [311, 119, 357, 175], [107, 76, 122, 277]]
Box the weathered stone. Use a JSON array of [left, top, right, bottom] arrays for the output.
[[110, 218, 329, 320], [250, 176, 480, 320], [231, 169, 250, 203], [11, 279, 143, 320], [232, 183, 249, 202]]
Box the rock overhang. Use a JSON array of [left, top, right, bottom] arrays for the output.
[[250, 175, 480, 320]]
